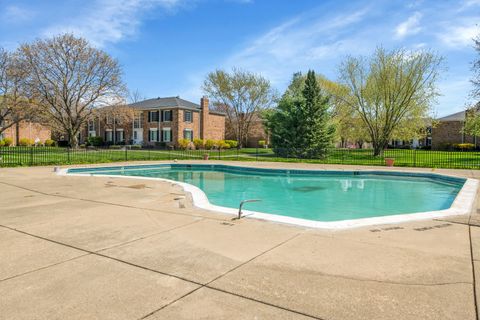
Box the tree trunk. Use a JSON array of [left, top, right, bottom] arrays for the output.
[[69, 130, 79, 149], [373, 140, 387, 156]]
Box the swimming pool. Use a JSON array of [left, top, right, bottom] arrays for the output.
[[64, 164, 478, 228]]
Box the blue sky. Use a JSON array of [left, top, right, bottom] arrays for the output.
[[0, 0, 478, 116]]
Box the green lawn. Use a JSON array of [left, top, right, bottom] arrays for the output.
[[1, 146, 480, 169]]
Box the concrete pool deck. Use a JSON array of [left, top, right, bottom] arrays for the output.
[[0, 161, 479, 319]]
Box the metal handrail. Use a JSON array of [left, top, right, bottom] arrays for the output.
[[237, 199, 261, 219]]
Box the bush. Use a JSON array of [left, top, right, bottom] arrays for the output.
[[178, 139, 190, 150], [44, 139, 56, 147], [193, 138, 205, 149], [453, 143, 475, 151], [87, 136, 104, 147], [205, 139, 217, 150], [109, 145, 122, 149], [0, 140, 4, 147], [79, 144, 86, 148], [18, 138, 34, 146], [224, 140, 238, 148], [3, 137, 13, 146], [217, 140, 230, 149], [258, 140, 266, 147], [130, 144, 142, 149]]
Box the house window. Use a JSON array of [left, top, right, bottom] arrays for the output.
[[184, 111, 192, 122], [148, 111, 159, 122], [183, 129, 193, 141], [106, 115, 113, 125], [162, 128, 172, 142], [133, 113, 142, 128], [88, 120, 96, 137], [162, 110, 172, 122], [115, 130, 124, 142], [105, 130, 113, 142], [149, 129, 158, 142], [133, 131, 138, 140]]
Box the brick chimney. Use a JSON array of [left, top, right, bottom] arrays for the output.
[[200, 96, 209, 139]]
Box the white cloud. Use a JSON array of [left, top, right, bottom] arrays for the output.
[[394, 12, 422, 39], [2, 5, 35, 23], [439, 23, 479, 47], [42, 0, 185, 47]]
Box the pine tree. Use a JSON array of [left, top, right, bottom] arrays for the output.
[[265, 70, 335, 158]]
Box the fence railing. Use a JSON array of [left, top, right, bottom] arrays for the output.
[[1, 146, 480, 169]]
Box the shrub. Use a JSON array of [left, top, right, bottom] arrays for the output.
[[224, 140, 238, 148], [18, 138, 34, 146], [2, 137, 13, 146], [87, 136, 104, 146], [44, 139, 56, 147], [453, 143, 475, 151], [258, 140, 266, 147], [130, 144, 142, 149], [178, 139, 190, 150], [193, 138, 205, 149], [109, 145, 122, 149], [0, 140, 4, 147], [79, 144, 86, 148], [217, 140, 230, 149], [205, 139, 217, 150]]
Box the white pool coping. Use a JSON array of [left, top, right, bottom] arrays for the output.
[[57, 164, 479, 229]]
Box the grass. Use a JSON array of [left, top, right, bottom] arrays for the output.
[[1, 146, 480, 169]]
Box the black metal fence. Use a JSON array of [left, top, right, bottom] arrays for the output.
[[1, 146, 480, 169]]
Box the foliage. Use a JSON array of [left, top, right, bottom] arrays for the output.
[[463, 108, 480, 136], [258, 140, 266, 147], [0, 140, 4, 147], [205, 139, 217, 150], [2, 137, 12, 146], [453, 143, 475, 151], [18, 138, 34, 146], [109, 145, 122, 149], [86, 136, 103, 147], [178, 138, 190, 150], [224, 140, 238, 148], [217, 140, 230, 149], [339, 47, 442, 156], [265, 70, 335, 158], [19, 34, 126, 148], [44, 139, 55, 147], [203, 68, 277, 147], [193, 138, 205, 149]]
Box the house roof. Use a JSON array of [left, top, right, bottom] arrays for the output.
[[127, 96, 226, 116], [128, 96, 200, 110], [437, 110, 466, 122]]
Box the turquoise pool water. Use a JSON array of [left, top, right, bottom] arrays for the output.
[[68, 164, 465, 222]]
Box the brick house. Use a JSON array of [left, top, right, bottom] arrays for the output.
[[0, 120, 51, 145], [431, 109, 478, 150], [81, 96, 225, 146]]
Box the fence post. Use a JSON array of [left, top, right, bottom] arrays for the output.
[[125, 146, 128, 161], [413, 149, 417, 167], [218, 148, 221, 160], [30, 147, 34, 166], [256, 146, 258, 161], [67, 148, 71, 163]]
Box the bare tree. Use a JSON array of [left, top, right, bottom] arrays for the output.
[[128, 88, 146, 103], [339, 48, 442, 156], [0, 48, 33, 142], [92, 103, 135, 144], [20, 34, 126, 147], [203, 68, 276, 148]]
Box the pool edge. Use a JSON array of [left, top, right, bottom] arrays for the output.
[[57, 164, 479, 230]]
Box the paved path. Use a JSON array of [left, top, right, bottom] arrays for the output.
[[0, 162, 479, 319]]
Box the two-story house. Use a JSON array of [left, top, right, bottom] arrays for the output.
[[81, 96, 225, 147]]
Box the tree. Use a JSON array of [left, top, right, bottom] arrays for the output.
[[473, 34, 480, 100], [20, 34, 125, 147], [265, 70, 335, 158], [339, 47, 442, 156], [202, 68, 276, 147], [93, 104, 135, 144], [0, 48, 34, 142]]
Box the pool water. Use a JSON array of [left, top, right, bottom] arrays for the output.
[[68, 164, 465, 222]]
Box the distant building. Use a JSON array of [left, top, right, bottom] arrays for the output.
[[80, 96, 226, 146], [0, 120, 51, 145], [431, 108, 478, 150]]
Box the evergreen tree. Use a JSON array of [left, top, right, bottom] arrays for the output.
[[265, 70, 335, 158]]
